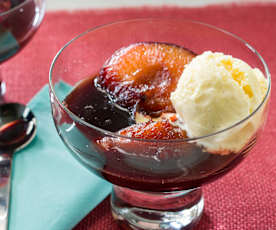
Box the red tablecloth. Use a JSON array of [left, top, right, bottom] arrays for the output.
[[4, 3, 276, 230]]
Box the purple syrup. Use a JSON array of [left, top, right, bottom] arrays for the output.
[[64, 76, 251, 192], [0, 0, 40, 62]]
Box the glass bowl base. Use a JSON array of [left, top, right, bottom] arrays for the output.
[[111, 186, 204, 230]]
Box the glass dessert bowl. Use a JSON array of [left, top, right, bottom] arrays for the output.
[[0, 0, 46, 95], [49, 19, 270, 230]]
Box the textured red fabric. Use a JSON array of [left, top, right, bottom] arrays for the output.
[[3, 3, 276, 230]]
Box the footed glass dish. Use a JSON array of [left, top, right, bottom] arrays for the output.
[[49, 19, 270, 230]]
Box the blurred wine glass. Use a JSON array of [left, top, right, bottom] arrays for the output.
[[0, 0, 45, 96]]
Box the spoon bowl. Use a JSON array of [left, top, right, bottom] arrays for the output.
[[0, 103, 36, 152]]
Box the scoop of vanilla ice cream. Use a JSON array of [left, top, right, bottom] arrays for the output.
[[170, 51, 268, 153]]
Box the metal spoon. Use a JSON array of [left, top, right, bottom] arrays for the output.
[[0, 103, 36, 229]]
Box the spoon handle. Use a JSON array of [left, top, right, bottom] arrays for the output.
[[0, 153, 12, 230]]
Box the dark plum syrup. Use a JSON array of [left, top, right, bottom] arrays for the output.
[[65, 76, 135, 132], [63, 75, 251, 192], [0, 0, 42, 93], [0, 0, 40, 62]]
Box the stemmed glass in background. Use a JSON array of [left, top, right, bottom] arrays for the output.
[[49, 19, 270, 230], [0, 0, 46, 96]]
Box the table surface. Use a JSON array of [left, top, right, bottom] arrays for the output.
[[4, 1, 276, 230]]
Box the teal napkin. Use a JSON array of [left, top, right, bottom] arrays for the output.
[[9, 85, 112, 230], [0, 26, 19, 62]]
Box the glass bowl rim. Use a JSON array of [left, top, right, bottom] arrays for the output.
[[49, 18, 271, 143], [0, 0, 37, 16]]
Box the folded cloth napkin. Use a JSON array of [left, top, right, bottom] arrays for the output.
[[9, 85, 112, 230], [0, 26, 19, 62]]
